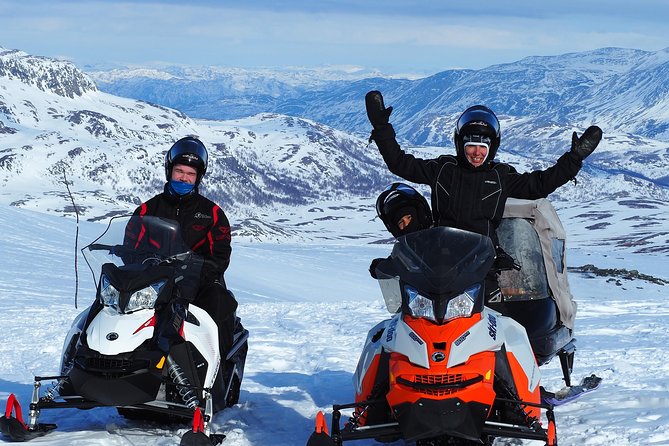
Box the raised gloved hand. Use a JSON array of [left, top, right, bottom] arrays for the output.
[[570, 126, 602, 160], [365, 90, 393, 128]]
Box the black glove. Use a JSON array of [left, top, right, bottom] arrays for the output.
[[494, 247, 520, 272], [570, 126, 602, 160], [365, 90, 393, 128], [369, 257, 384, 279]]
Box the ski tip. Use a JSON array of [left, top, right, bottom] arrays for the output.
[[0, 417, 57, 442], [306, 411, 337, 446], [180, 430, 225, 446], [315, 411, 329, 435], [542, 373, 603, 406]]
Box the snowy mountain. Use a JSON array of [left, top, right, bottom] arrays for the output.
[[0, 48, 97, 98], [0, 46, 394, 237], [89, 47, 669, 192], [91, 47, 669, 142], [1, 45, 667, 250], [87, 64, 414, 121]]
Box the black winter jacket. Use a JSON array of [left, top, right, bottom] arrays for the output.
[[372, 124, 582, 246], [128, 185, 232, 285]]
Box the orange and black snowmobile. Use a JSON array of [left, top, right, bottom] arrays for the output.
[[307, 218, 602, 446]]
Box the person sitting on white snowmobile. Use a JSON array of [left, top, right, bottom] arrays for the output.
[[124, 136, 238, 356], [369, 182, 433, 279], [365, 91, 603, 301]]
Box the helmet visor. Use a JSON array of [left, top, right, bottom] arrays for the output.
[[377, 184, 422, 218], [456, 106, 500, 141], [169, 145, 207, 167]]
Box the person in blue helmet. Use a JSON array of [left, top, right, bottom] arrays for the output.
[[124, 136, 238, 355], [365, 91, 602, 301]]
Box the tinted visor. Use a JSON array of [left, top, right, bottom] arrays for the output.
[[456, 107, 500, 138], [377, 184, 421, 218], [168, 139, 208, 168]]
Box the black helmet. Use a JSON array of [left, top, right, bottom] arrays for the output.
[[164, 136, 208, 185], [453, 105, 501, 165], [376, 183, 432, 238]]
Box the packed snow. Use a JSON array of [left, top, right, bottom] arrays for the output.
[[0, 200, 668, 446]]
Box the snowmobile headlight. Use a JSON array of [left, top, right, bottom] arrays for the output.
[[406, 286, 437, 322], [100, 275, 120, 309], [444, 284, 479, 321], [125, 280, 166, 313]]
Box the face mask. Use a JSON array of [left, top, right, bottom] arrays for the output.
[[168, 180, 195, 196]]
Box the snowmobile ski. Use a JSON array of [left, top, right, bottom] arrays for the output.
[[541, 374, 602, 406], [0, 393, 56, 442]]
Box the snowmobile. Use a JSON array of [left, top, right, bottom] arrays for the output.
[[307, 198, 600, 446], [1, 215, 249, 445]]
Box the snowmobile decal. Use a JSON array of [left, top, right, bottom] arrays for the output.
[[132, 315, 156, 335], [382, 313, 429, 368], [487, 312, 497, 339]]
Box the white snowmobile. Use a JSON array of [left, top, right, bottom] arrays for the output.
[[1, 215, 249, 445]]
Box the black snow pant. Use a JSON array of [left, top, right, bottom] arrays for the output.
[[193, 281, 239, 358]]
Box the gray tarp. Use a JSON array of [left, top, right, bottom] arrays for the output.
[[499, 198, 577, 329]]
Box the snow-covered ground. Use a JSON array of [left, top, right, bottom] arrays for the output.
[[0, 202, 668, 446]]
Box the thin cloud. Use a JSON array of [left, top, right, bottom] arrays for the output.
[[1, 0, 668, 74]]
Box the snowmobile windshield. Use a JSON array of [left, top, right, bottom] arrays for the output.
[[497, 217, 550, 301], [82, 215, 201, 289], [386, 226, 495, 298]]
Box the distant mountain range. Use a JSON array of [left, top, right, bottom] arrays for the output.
[[1, 45, 668, 246], [91, 47, 669, 142], [89, 47, 669, 190]]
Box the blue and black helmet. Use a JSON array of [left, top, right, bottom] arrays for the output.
[[164, 136, 208, 185], [376, 183, 433, 238], [453, 105, 501, 163]]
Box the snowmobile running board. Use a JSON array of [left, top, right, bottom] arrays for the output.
[[309, 397, 558, 446]]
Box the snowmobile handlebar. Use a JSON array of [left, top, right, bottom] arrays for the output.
[[86, 243, 193, 265], [87, 243, 123, 254]]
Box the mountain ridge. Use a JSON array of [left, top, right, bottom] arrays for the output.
[[0, 45, 667, 248]]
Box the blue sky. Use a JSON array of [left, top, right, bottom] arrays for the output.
[[1, 0, 668, 75]]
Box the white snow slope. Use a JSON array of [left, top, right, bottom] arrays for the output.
[[0, 201, 668, 446]]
